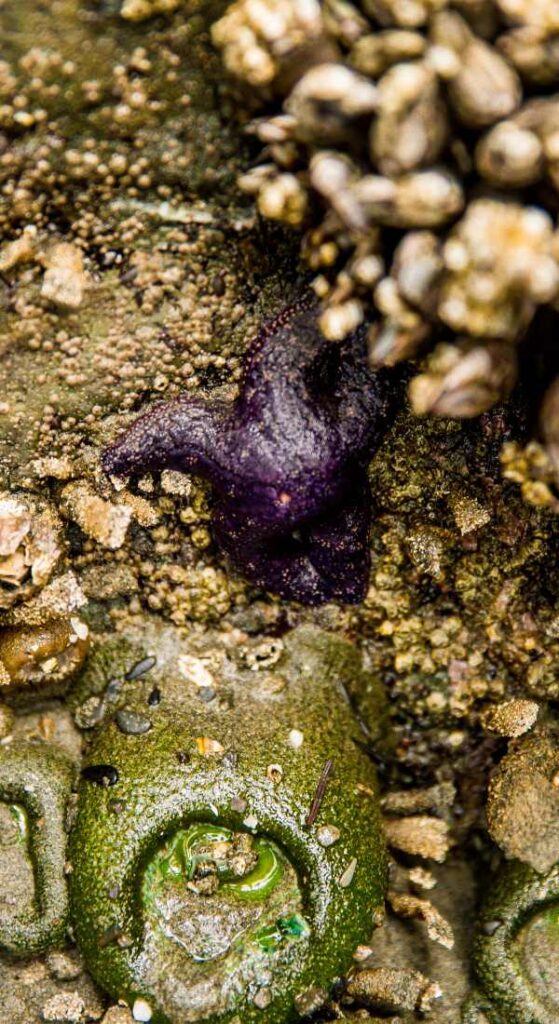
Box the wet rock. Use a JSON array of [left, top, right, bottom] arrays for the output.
[[42, 992, 85, 1022], [486, 732, 559, 872], [383, 814, 450, 862], [480, 698, 539, 738], [59, 482, 132, 551], [41, 995, 84, 1024], [346, 966, 441, 1014], [293, 986, 328, 1016], [387, 891, 454, 948], [474, 858, 559, 1024], [46, 950, 84, 981]]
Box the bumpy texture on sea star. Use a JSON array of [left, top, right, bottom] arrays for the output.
[[103, 296, 391, 604]]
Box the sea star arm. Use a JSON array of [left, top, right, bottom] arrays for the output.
[[212, 503, 335, 605], [212, 479, 372, 605], [305, 477, 373, 603], [334, 330, 391, 458], [238, 297, 328, 418], [102, 396, 229, 479]]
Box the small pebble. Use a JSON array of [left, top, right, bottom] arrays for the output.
[[178, 654, 214, 688], [81, 764, 119, 786], [256, 673, 286, 696], [116, 709, 153, 736], [98, 924, 124, 948], [266, 763, 283, 783], [70, 617, 89, 641], [196, 736, 224, 756], [126, 656, 156, 681], [42, 992, 85, 1022], [317, 824, 340, 847], [288, 728, 304, 749], [102, 1008, 134, 1024], [409, 866, 436, 890], [253, 988, 272, 1010], [147, 687, 161, 706], [46, 950, 83, 981], [41, 242, 86, 310], [231, 795, 248, 813], [480, 698, 539, 738], [198, 685, 216, 702], [132, 998, 153, 1022], [481, 919, 502, 935], [294, 987, 328, 1016], [354, 944, 374, 961], [339, 857, 357, 888], [372, 904, 385, 928], [74, 696, 107, 730], [106, 678, 124, 700]]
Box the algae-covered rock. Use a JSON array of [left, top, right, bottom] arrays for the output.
[[69, 622, 388, 1023], [472, 729, 559, 1023], [0, 742, 75, 956], [486, 732, 559, 874]]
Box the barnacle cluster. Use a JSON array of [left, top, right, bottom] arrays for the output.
[[212, 0, 559, 480]]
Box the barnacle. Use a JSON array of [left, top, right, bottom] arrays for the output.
[[213, 0, 559, 499], [0, 494, 63, 610]]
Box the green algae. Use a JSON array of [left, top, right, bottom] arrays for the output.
[[69, 620, 388, 1023], [0, 743, 75, 957], [8, 804, 29, 846], [223, 839, 283, 901], [255, 914, 310, 952], [141, 820, 307, 994], [143, 823, 285, 901]]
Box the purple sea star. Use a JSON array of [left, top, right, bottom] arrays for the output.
[[102, 296, 391, 604]]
